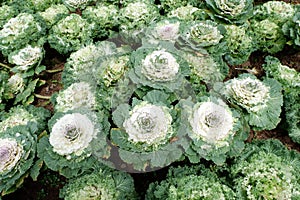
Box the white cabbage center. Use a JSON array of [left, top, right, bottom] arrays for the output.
[[49, 113, 96, 156], [155, 22, 180, 41], [0, 138, 23, 173], [190, 102, 234, 141], [216, 0, 246, 16], [141, 50, 179, 82], [227, 77, 270, 112], [189, 23, 223, 46], [123, 103, 172, 144]]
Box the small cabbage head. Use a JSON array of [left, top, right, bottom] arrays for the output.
[[63, 0, 94, 11], [3, 73, 25, 99], [282, 11, 300, 47], [219, 74, 283, 130], [231, 139, 300, 200], [0, 13, 44, 56], [250, 19, 286, 54], [179, 97, 248, 165], [48, 14, 93, 54], [37, 109, 109, 178], [53, 82, 96, 112], [0, 5, 17, 29], [205, 0, 254, 24], [8, 45, 44, 72], [38, 4, 69, 28], [0, 125, 38, 196], [223, 24, 254, 65], [253, 1, 295, 26]]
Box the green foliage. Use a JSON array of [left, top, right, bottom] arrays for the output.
[[47, 13, 93, 55], [146, 165, 236, 199], [37, 4, 69, 28], [60, 168, 137, 200], [282, 9, 300, 47], [230, 139, 300, 200]]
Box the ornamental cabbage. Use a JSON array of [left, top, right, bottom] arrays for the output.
[[38, 4, 69, 28], [205, 0, 254, 24], [109, 90, 186, 171], [63, 0, 94, 11], [0, 13, 44, 56], [218, 74, 283, 130], [253, 1, 295, 26], [146, 165, 236, 200], [177, 20, 225, 53], [282, 10, 300, 47], [223, 24, 254, 65], [0, 5, 17, 29], [60, 168, 137, 200], [179, 96, 248, 165], [129, 44, 190, 92], [3, 73, 25, 100], [8, 45, 44, 72], [250, 19, 286, 54], [82, 3, 119, 39], [47, 14, 93, 55], [37, 109, 110, 178], [167, 5, 202, 21], [0, 125, 39, 196], [230, 139, 300, 200], [52, 82, 96, 113], [12, 0, 62, 12]]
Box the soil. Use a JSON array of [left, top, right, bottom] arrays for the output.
[[1, 1, 300, 199]]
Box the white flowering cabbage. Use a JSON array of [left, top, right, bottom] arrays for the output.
[[4, 73, 25, 99], [38, 4, 69, 28], [123, 102, 172, 145], [63, 0, 94, 10], [205, 0, 254, 24], [49, 113, 97, 157], [0, 125, 39, 196], [8, 45, 44, 72], [167, 5, 201, 21], [218, 74, 283, 130], [179, 97, 248, 165], [110, 90, 186, 172], [37, 109, 109, 178], [53, 82, 96, 112], [144, 18, 181, 45], [0, 13, 44, 56], [129, 45, 190, 92]]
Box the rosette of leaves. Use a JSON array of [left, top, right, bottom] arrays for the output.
[[216, 73, 283, 130], [47, 13, 93, 55], [159, 0, 200, 13], [8, 44, 45, 78], [118, 1, 159, 43], [37, 109, 110, 178], [250, 19, 286, 54], [178, 96, 249, 165], [205, 0, 254, 24], [60, 168, 137, 200], [282, 10, 300, 47], [51, 82, 97, 113], [62, 41, 126, 87], [0, 105, 50, 133], [0, 125, 40, 196], [177, 20, 226, 54], [223, 24, 254, 65], [37, 4, 69, 28], [146, 164, 236, 200], [82, 3, 119, 39], [182, 50, 228, 91], [143, 18, 181, 45], [110, 90, 187, 171], [129, 43, 190, 92], [253, 1, 295, 26], [0, 12, 45, 56], [230, 139, 300, 199]]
